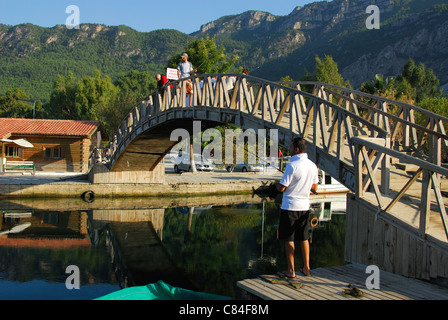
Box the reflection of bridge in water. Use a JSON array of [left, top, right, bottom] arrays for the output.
[[0, 193, 274, 289], [91, 194, 271, 289], [1, 193, 348, 290]]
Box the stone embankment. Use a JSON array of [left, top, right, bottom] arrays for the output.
[[0, 171, 282, 199]]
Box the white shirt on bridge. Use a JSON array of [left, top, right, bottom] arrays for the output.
[[280, 153, 319, 211]]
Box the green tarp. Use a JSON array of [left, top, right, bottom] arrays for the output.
[[95, 280, 231, 300]]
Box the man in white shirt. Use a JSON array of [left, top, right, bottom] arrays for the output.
[[177, 53, 195, 79], [177, 53, 196, 106], [275, 137, 318, 278]]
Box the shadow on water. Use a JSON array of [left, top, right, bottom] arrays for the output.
[[0, 192, 348, 300]]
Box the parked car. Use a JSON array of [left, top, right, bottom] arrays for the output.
[[164, 151, 179, 160], [174, 153, 214, 172], [226, 163, 264, 172]]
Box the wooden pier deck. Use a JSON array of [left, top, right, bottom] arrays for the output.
[[237, 263, 448, 300]]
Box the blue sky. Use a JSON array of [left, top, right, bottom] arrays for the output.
[[0, 0, 317, 34]]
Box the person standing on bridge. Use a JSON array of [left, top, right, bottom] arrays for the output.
[[226, 68, 249, 94], [177, 53, 197, 107], [156, 74, 172, 93], [275, 137, 319, 278]]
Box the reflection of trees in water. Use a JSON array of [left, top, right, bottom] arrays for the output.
[[162, 202, 346, 298], [0, 240, 115, 284], [162, 206, 260, 298], [309, 215, 346, 267], [256, 202, 347, 271]]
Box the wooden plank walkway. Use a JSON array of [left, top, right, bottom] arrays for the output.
[[237, 263, 448, 300]]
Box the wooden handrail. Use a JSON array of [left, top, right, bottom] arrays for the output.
[[352, 136, 448, 240]]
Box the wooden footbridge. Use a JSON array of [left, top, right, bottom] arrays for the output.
[[91, 73, 448, 286]]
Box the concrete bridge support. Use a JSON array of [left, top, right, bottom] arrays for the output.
[[89, 161, 165, 184]]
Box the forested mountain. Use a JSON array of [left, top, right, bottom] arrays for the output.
[[0, 24, 193, 101], [193, 0, 448, 89], [0, 0, 447, 102]]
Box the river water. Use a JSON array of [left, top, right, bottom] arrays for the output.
[[0, 193, 347, 300]]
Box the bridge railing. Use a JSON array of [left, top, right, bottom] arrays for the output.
[[107, 74, 390, 182], [352, 136, 448, 241], [105, 75, 446, 195], [281, 81, 448, 167]]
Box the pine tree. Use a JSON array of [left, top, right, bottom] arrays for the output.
[[167, 35, 238, 74], [0, 88, 33, 118]]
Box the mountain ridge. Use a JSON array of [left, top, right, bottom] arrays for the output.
[[192, 0, 448, 88], [0, 0, 447, 101]]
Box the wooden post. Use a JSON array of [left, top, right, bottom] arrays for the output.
[[0, 142, 4, 174], [182, 81, 187, 107], [354, 142, 363, 200], [238, 79, 244, 111], [380, 137, 390, 195], [229, 79, 239, 109], [189, 143, 197, 173], [420, 169, 431, 238], [155, 91, 162, 114]]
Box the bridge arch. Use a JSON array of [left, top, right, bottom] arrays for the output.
[[92, 73, 447, 188]]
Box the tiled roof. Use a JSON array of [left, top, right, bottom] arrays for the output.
[[0, 118, 102, 139]]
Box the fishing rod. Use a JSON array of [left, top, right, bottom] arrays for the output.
[[250, 66, 261, 73], [229, 139, 285, 173], [192, 60, 206, 74], [191, 53, 214, 75]]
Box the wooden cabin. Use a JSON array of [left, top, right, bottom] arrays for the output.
[[0, 118, 107, 173]]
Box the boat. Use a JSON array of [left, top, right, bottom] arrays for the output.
[[2, 211, 33, 219], [261, 168, 349, 199], [316, 170, 349, 194], [0, 222, 31, 235], [310, 193, 347, 224], [267, 158, 349, 195], [94, 280, 231, 300]]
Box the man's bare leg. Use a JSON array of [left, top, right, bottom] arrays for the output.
[[300, 240, 311, 276], [283, 241, 296, 277]]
